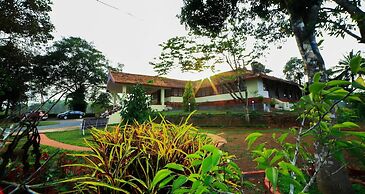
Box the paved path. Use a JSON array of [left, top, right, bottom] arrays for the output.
[[40, 134, 91, 152], [38, 125, 227, 152]]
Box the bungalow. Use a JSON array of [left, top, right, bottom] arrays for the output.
[[106, 70, 302, 112]]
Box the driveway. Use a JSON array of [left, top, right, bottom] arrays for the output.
[[38, 119, 82, 131]]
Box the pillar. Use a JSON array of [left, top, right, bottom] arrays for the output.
[[160, 88, 165, 105], [122, 85, 127, 94]]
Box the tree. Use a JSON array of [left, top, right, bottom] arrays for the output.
[[183, 82, 196, 112], [151, 21, 255, 122], [283, 57, 305, 85], [120, 85, 153, 124], [177, 1, 365, 193], [179, 0, 365, 82], [66, 86, 87, 112], [0, 42, 32, 116], [250, 61, 272, 74], [45, 37, 109, 112], [331, 50, 365, 82], [0, 0, 54, 116], [0, 0, 54, 44], [91, 92, 112, 115]]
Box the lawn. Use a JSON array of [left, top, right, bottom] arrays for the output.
[[44, 126, 287, 171], [45, 129, 92, 147]]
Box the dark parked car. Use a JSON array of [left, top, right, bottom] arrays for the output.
[[57, 111, 85, 120]]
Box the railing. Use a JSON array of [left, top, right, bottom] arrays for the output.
[[80, 118, 108, 135]]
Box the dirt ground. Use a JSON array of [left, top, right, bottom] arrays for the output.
[[206, 126, 365, 172]]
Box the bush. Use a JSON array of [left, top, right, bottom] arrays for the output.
[[120, 84, 154, 124], [152, 145, 246, 193], [63, 117, 213, 193], [183, 81, 196, 112]]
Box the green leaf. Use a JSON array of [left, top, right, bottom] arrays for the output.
[[151, 169, 172, 187], [211, 149, 222, 167], [309, 82, 326, 94], [333, 122, 359, 129], [83, 181, 130, 193], [172, 175, 188, 191], [279, 162, 306, 183], [187, 153, 202, 159], [350, 55, 362, 74], [201, 155, 213, 174], [201, 144, 217, 153], [212, 181, 229, 191], [245, 132, 263, 149], [353, 77, 365, 90], [327, 80, 351, 87], [265, 167, 278, 192], [191, 160, 202, 166], [270, 154, 283, 165], [159, 175, 176, 188], [347, 95, 363, 103], [191, 180, 202, 190], [359, 67, 365, 73], [313, 72, 321, 82], [345, 131, 365, 139], [277, 133, 289, 144], [165, 163, 185, 171]]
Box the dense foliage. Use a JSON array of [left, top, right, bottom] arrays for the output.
[[120, 84, 153, 124], [283, 57, 305, 85], [179, 0, 365, 82], [250, 61, 272, 74], [183, 81, 196, 112], [91, 92, 113, 115], [246, 56, 365, 194], [152, 145, 245, 193], [63, 118, 213, 193], [0, 0, 54, 115], [44, 37, 109, 112]]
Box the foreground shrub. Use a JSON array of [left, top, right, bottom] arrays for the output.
[[152, 145, 248, 193], [63, 117, 213, 193]]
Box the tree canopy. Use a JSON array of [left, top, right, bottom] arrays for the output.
[[183, 81, 196, 112], [0, 0, 54, 44], [283, 57, 305, 85], [250, 61, 272, 74], [179, 0, 365, 81], [120, 85, 153, 124], [0, 0, 54, 115], [44, 37, 109, 111]]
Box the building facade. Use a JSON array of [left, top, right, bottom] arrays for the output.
[[106, 70, 302, 111]]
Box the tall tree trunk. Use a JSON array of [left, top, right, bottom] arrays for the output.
[[291, 14, 354, 194], [244, 90, 250, 123]]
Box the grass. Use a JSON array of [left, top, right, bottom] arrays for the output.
[[45, 129, 92, 147]]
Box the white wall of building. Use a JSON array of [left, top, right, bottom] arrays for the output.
[[165, 96, 183, 103], [195, 92, 244, 103]]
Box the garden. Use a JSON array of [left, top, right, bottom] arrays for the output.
[[2, 0, 365, 193]]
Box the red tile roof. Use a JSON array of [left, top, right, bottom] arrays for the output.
[[108, 70, 299, 89], [194, 70, 299, 88], [109, 71, 187, 88]]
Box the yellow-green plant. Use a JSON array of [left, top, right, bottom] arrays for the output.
[[151, 144, 247, 193], [63, 116, 212, 193]]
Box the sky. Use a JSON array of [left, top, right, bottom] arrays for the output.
[[50, 0, 365, 80]]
